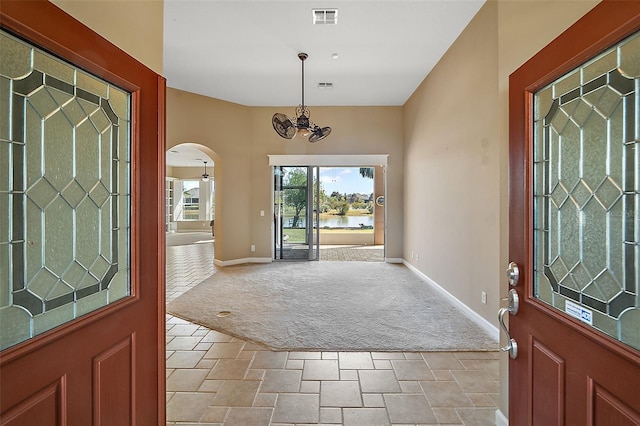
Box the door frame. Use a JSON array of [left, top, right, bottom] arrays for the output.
[[273, 165, 320, 261], [269, 154, 388, 261], [508, 0, 640, 422], [0, 1, 166, 422]]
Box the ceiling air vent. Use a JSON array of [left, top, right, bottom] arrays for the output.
[[313, 9, 338, 25]]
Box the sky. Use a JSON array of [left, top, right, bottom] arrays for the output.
[[319, 167, 374, 196], [182, 166, 373, 196]]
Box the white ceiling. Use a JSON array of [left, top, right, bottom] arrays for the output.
[[166, 145, 214, 168], [164, 0, 485, 167], [163, 0, 486, 108]]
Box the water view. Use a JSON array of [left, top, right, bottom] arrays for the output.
[[284, 215, 374, 228]]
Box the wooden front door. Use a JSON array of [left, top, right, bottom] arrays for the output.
[[508, 1, 640, 424], [0, 1, 165, 424]]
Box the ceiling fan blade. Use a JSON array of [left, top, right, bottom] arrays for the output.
[[308, 126, 331, 143], [272, 113, 296, 139]]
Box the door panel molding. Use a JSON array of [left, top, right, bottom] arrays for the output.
[[93, 336, 134, 426], [0, 377, 66, 426], [588, 379, 640, 425], [530, 340, 565, 425]]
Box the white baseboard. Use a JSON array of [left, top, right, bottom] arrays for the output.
[[402, 260, 500, 341], [215, 257, 402, 266], [495, 409, 508, 426], [213, 257, 272, 267]]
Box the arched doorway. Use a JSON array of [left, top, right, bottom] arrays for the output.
[[166, 143, 218, 234]]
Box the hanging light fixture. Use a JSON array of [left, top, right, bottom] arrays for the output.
[[272, 53, 331, 143], [201, 161, 210, 182]]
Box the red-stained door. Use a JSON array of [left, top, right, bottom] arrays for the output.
[[507, 1, 640, 424], [0, 1, 165, 424]]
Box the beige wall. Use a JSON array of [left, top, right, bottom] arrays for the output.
[[51, 0, 163, 74], [166, 88, 404, 263], [249, 106, 404, 261], [403, 0, 600, 419], [165, 90, 248, 261], [404, 0, 500, 324]]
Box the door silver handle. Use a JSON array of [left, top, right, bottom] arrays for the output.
[[500, 263, 520, 358], [498, 307, 518, 359], [502, 288, 519, 314], [506, 261, 519, 286], [498, 288, 519, 359]]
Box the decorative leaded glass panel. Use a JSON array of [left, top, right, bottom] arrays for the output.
[[0, 30, 131, 351], [533, 30, 639, 350]]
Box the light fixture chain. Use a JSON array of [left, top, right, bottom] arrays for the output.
[[300, 54, 305, 108]]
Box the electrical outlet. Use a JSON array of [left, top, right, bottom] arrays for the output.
[[250, 245, 256, 252], [415, 252, 419, 260], [481, 291, 487, 304]]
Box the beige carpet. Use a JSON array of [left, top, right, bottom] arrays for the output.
[[167, 261, 498, 352]]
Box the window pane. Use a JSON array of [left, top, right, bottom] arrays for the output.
[[0, 30, 131, 351], [532, 30, 639, 350]]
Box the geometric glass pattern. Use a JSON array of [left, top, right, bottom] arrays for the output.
[[0, 29, 131, 351], [533, 30, 640, 350]]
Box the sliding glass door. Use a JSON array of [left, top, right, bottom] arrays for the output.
[[273, 166, 319, 260]]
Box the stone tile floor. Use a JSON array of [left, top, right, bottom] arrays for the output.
[[319, 245, 384, 262], [166, 233, 499, 425], [277, 244, 384, 262]]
